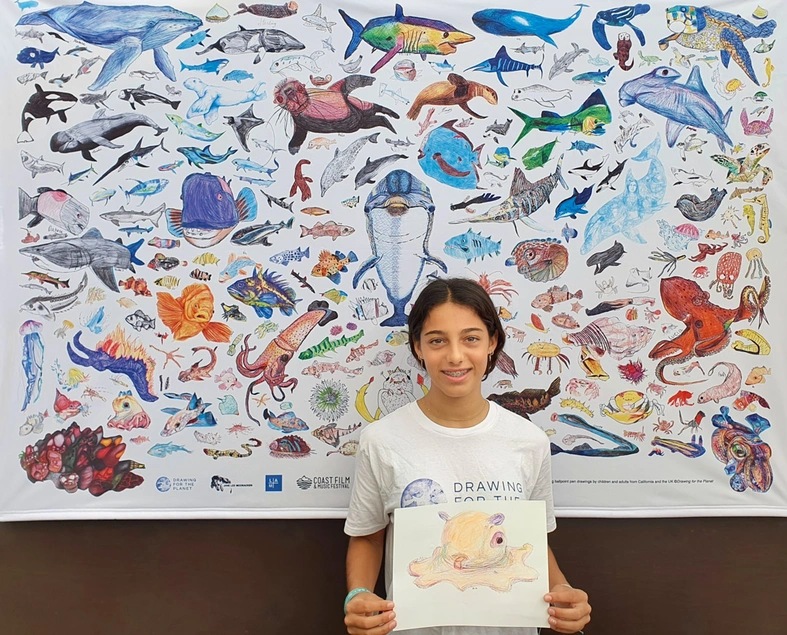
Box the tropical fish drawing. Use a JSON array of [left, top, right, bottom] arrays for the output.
[[227, 268, 299, 318], [338, 5, 474, 73], [510, 89, 612, 144], [156, 283, 231, 343]]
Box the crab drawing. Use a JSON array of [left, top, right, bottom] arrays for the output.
[[600, 390, 654, 425]]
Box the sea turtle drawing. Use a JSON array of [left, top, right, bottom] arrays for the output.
[[710, 143, 773, 185]]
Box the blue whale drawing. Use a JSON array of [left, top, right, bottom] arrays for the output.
[[17, 2, 202, 91], [472, 5, 587, 46], [619, 65, 732, 150]]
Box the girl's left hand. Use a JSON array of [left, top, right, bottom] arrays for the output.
[[543, 584, 591, 634]]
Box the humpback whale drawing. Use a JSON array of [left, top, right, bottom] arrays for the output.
[[17, 2, 202, 91]]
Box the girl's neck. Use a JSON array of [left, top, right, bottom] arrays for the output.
[[417, 393, 490, 429]]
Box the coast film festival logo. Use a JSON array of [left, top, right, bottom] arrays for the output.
[[296, 475, 351, 491]]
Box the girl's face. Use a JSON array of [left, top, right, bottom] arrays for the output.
[[413, 302, 497, 402]]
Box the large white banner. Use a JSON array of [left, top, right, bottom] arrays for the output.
[[1, 0, 785, 520]]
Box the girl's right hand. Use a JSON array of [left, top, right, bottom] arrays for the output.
[[344, 592, 397, 634]]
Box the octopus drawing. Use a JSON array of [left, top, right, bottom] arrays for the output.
[[409, 510, 539, 591]]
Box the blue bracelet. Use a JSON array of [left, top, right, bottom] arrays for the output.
[[344, 587, 372, 614]]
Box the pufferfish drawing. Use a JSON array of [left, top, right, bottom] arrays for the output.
[[409, 510, 539, 591]]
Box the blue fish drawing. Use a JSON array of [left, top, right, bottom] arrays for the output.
[[555, 186, 593, 220], [572, 67, 614, 85], [472, 6, 587, 45], [269, 246, 309, 266], [180, 58, 229, 74], [619, 66, 732, 150], [20, 320, 44, 411], [417, 120, 483, 190], [147, 441, 192, 457], [562, 223, 578, 243], [17, 46, 59, 68], [17, 2, 202, 90], [354, 170, 447, 326], [227, 268, 299, 319], [223, 69, 254, 83], [466, 46, 544, 86], [166, 173, 257, 248], [443, 229, 502, 264], [569, 140, 602, 154], [177, 144, 237, 169], [122, 178, 169, 203], [581, 137, 666, 255], [177, 29, 211, 50]]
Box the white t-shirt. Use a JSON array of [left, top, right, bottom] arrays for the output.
[[345, 399, 557, 635]]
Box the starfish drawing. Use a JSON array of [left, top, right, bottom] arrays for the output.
[[252, 392, 270, 408], [150, 346, 184, 369]]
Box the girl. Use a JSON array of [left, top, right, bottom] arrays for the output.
[[344, 278, 591, 635]]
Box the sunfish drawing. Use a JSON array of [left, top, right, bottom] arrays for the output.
[[19, 187, 89, 235], [17, 2, 202, 91], [619, 66, 732, 150], [472, 5, 587, 45], [21, 320, 44, 411], [409, 510, 538, 591], [338, 4, 474, 73], [166, 173, 257, 248], [196, 26, 305, 64], [67, 327, 157, 402], [417, 120, 483, 190], [581, 137, 666, 255], [354, 170, 447, 327], [19, 228, 144, 292], [510, 89, 611, 145], [657, 5, 776, 85]]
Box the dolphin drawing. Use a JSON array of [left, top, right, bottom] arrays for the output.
[[619, 66, 732, 150], [353, 170, 447, 326], [19, 228, 144, 292], [16, 2, 202, 91], [472, 5, 588, 46]]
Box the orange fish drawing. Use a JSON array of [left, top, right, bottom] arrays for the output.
[[156, 283, 231, 343]]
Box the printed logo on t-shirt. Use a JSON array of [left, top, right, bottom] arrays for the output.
[[401, 478, 448, 507], [453, 480, 523, 502]]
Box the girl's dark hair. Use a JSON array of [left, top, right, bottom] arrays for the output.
[[407, 277, 506, 379]]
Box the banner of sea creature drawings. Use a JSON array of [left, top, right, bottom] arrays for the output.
[[1, 0, 785, 520]]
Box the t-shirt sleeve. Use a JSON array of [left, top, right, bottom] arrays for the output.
[[344, 431, 389, 536], [531, 442, 557, 533]]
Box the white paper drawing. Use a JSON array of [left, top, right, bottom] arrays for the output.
[[392, 500, 550, 631]]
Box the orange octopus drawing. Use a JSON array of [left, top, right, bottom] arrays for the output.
[[649, 276, 769, 386], [409, 510, 538, 592]]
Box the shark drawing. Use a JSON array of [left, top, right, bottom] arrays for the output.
[[19, 228, 144, 292], [17, 2, 202, 91]]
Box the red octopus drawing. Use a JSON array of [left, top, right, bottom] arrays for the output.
[[667, 390, 694, 407], [648, 276, 769, 385]]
